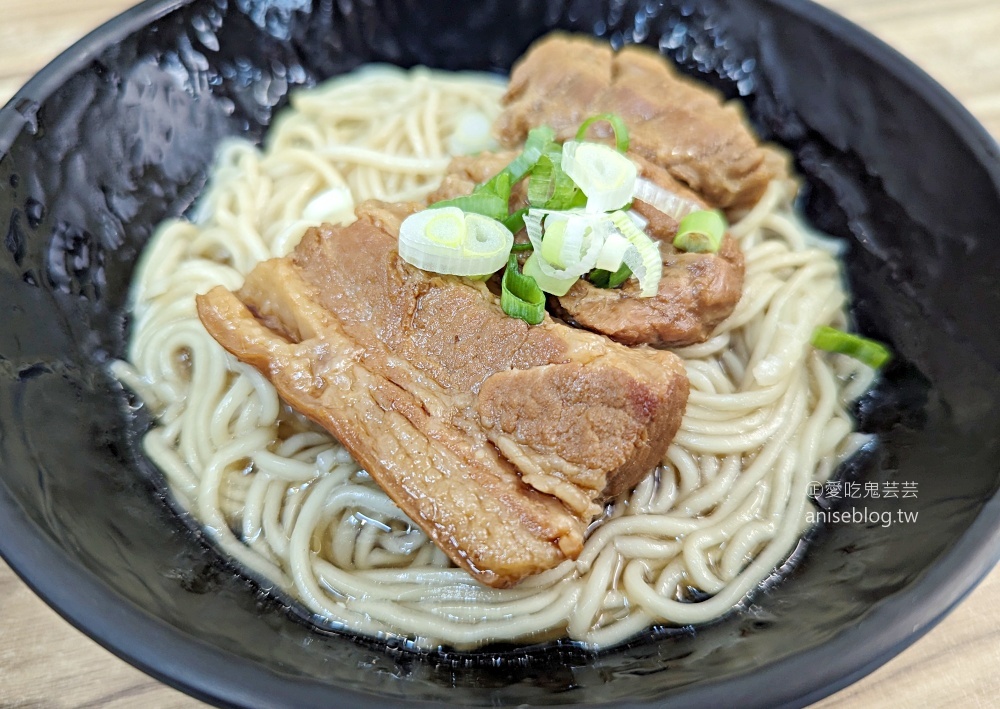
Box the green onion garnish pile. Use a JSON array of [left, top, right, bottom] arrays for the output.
[[397, 114, 729, 324]]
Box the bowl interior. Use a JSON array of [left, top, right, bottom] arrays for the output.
[[2, 0, 1000, 707]]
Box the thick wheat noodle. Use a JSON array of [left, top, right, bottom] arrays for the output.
[[113, 65, 875, 651]]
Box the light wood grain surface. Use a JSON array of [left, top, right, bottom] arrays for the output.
[[2, 1, 999, 707]]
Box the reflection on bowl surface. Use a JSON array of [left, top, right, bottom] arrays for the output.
[[1, 1, 1000, 707]]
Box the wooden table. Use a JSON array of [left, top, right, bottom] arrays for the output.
[[2, 1, 1000, 706]]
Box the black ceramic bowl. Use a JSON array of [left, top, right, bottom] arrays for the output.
[[2, 0, 1000, 707]]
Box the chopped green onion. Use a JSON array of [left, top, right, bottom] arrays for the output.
[[606, 263, 632, 288], [502, 208, 528, 235], [482, 125, 555, 193], [811, 326, 892, 369], [428, 192, 508, 221], [591, 231, 636, 288], [626, 208, 648, 232], [525, 210, 606, 280], [398, 207, 513, 276], [632, 178, 702, 220], [588, 269, 610, 288], [540, 218, 569, 268], [595, 231, 631, 272], [527, 150, 557, 206], [524, 210, 545, 248], [524, 253, 579, 296], [589, 263, 632, 289], [484, 171, 512, 204], [576, 113, 630, 153], [464, 213, 513, 258], [510, 242, 533, 252], [501, 253, 546, 325], [674, 210, 727, 253], [561, 141, 637, 214], [609, 211, 662, 297], [528, 146, 582, 210], [406, 207, 464, 249]]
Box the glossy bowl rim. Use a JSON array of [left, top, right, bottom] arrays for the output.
[[1, 0, 999, 707]]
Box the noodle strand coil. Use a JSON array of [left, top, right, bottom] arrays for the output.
[[113, 66, 873, 650]]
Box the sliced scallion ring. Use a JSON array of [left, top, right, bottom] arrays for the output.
[[524, 253, 579, 296], [631, 178, 703, 220], [674, 210, 727, 253], [575, 113, 630, 153], [609, 210, 662, 297], [540, 218, 569, 268], [811, 326, 892, 369], [463, 213, 515, 259], [398, 207, 513, 276], [595, 231, 632, 272], [525, 210, 605, 280], [561, 141, 637, 214]]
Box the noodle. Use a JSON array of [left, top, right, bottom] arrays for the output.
[[113, 65, 874, 651]]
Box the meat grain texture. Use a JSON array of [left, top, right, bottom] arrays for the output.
[[198, 202, 689, 587], [430, 33, 764, 348], [495, 33, 787, 214], [554, 189, 745, 348]]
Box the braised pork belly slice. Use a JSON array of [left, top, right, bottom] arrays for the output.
[[553, 158, 745, 347], [553, 224, 744, 348], [494, 33, 788, 214], [197, 201, 688, 588]]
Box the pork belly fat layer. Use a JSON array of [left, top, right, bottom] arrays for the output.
[[197, 202, 688, 587], [495, 33, 788, 213]]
